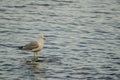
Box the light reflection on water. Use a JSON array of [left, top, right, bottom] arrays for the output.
[[0, 0, 120, 80]]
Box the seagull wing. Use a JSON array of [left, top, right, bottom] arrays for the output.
[[22, 41, 39, 50]]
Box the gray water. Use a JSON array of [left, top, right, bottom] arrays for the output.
[[0, 0, 120, 80]]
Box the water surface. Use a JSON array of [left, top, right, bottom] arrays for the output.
[[0, 0, 120, 80]]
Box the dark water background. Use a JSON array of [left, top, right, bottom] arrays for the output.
[[0, 0, 120, 80]]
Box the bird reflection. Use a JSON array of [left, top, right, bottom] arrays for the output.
[[32, 62, 44, 73], [23, 58, 45, 80], [25, 57, 44, 73], [32, 62, 45, 80]]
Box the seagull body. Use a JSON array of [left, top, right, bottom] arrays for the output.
[[19, 35, 45, 61]]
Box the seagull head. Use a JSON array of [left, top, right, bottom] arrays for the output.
[[40, 34, 45, 40]]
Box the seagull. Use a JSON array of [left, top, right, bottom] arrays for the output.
[[18, 34, 45, 61]]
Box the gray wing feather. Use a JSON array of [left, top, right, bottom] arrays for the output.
[[22, 41, 39, 50]]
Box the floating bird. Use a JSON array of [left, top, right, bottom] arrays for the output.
[[18, 34, 45, 61]]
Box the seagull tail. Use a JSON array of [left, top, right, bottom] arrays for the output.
[[18, 46, 23, 50]]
